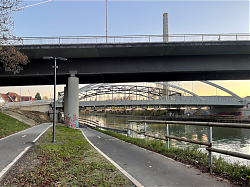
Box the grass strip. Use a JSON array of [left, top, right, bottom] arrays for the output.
[[0, 112, 30, 139], [0, 126, 134, 187], [94, 128, 250, 186]]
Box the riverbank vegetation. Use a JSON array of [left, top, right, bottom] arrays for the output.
[[0, 126, 134, 186], [94, 128, 250, 186], [0, 112, 30, 139]]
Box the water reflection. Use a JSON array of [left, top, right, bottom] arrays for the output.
[[80, 114, 250, 165]]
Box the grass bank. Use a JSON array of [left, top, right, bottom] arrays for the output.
[[0, 112, 30, 139], [94, 128, 250, 186], [0, 126, 134, 187]]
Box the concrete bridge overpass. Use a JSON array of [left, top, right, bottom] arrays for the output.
[[0, 34, 249, 86], [1, 33, 249, 127]]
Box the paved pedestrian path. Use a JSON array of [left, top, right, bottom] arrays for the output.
[[80, 125, 230, 187], [0, 123, 52, 179]]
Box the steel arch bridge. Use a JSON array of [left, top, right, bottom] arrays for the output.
[[57, 81, 249, 108]]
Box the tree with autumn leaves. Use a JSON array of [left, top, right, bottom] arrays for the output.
[[0, 0, 29, 74]]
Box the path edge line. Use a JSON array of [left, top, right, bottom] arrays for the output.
[[0, 124, 52, 181], [0, 123, 52, 141], [80, 128, 144, 187]]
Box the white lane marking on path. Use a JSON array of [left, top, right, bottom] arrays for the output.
[[33, 125, 52, 142], [0, 123, 52, 141], [22, 135, 26, 137], [0, 124, 52, 181], [80, 129, 144, 187], [0, 146, 31, 180], [97, 136, 101, 138]]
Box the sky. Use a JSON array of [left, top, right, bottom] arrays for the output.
[[0, 0, 249, 99]]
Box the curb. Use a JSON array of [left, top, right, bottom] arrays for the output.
[[80, 128, 144, 187]]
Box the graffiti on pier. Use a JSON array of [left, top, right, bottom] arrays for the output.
[[67, 114, 79, 129]]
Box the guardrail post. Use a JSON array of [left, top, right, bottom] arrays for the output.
[[208, 126, 213, 166], [236, 34, 237, 41], [127, 124, 130, 137], [149, 36, 150, 42], [144, 122, 147, 142], [132, 122, 134, 138], [166, 123, 169, 149]]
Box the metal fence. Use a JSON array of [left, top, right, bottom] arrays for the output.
[[81, 118, 250, 166], [2, 100, 52, 109], [3, 33, 250, 45], [129, 120, 250, 165]]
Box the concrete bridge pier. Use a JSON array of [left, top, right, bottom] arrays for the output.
[[67, 76, 79, 129], [64, 86, 68, 124]]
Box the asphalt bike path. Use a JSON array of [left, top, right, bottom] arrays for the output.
[[80, 125, 230, 187], [0, 123, 52, 179]]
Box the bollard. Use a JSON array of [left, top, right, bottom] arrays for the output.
[[166, 124, 169, 149], [208, 126, 213, 166], [144, 122, 147, 143]]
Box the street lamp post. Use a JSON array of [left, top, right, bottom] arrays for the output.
[[28, 90, 30, 101], [106, 0, 107, 43], [43, 56, 67, 143]]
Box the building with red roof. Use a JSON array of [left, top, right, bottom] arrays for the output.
[[0, 92, 35, 102]]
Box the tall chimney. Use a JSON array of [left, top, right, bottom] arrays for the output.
[[163, 13, 169, 42]]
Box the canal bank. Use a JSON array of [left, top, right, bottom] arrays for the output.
[[89, 112, 250, 123]]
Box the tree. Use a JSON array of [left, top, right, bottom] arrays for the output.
[[0, 0, 29, 74], [35, 92, 41, 100], [42, 96, 48, 100]]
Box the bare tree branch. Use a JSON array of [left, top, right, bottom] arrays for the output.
[[0, 0, 29, 74]]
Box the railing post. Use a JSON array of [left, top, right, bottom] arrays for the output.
[[184, 35, 185, 42], [149, 36, 150, 42], [202, 34, 203, 42], [132, 122, 134, 138], [166, 123, 169, 149], [127, 124, 130, 137], [59, 37, 60, 45], [144, 122, 147, 143], [236, 34, 237, 41], [208, 126, 213, 166]]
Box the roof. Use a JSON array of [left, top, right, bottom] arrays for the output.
[[0, 92, 33, 102]]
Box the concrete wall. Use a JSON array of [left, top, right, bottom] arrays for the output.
[[20, 104, 51, 113]]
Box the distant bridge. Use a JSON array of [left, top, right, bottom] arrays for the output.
[[56, 81, 249, 108]]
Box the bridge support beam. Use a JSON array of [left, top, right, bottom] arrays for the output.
[[64, 86, 68, 124], [68, 77, 79, 129]]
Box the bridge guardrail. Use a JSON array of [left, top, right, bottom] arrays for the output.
[[3, 100, 52, 109], [3, 33, 250, 45]]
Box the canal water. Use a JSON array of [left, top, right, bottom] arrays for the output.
[[80, 114, 250, 166]]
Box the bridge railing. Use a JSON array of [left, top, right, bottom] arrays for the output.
[[4, 33, 250, 45], [3, 100, 52, 109]]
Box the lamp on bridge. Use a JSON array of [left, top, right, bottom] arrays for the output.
[[43, 56, 67, 143]]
